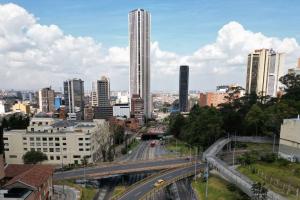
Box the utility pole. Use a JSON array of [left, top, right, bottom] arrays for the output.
[[233, 133, 236, 166], [273, 134, 276, 153], [205, 162, 209, 199], [194, 147, 197, 180]]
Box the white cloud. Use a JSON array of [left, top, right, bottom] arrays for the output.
[[0, 3, 299, 92]]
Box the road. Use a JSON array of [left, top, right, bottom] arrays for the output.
[[54, 157, 189, 180], [118, 164, 204, 200], [53, 185, 80, 200]]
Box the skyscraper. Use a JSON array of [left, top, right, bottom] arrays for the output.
[[129, 9, 151, 119], [246, 49, 284, 97], [179, 65, 189, 112], [38, 87, 55, 113], [91, 76, 110, 107], [63, 78, 84, 118]]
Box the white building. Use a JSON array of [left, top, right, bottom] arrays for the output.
[[246, 49, 284, 97], [129, 9, 151, 119], [278, 118, 300, 162], [3, 116, 111, 165], [0, 100, 10, 114], [113, 104, 130, 118]]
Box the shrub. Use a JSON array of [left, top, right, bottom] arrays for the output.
[[260, 153, 277, 163], [121, 147, 127, 155]]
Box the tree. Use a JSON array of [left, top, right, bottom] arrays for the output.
[[245, 104, 266, 136], [167, 113, 186, 138], [280, 73, 300, 101], [251, 182, 268, 200], [111, 124, 125, 145], [23, 150, 48, 164]]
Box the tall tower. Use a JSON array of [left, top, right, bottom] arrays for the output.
[[246, 49, 284, 97], [63, 78, 84, 117], [129, 9, 151, 119], [179, 65, 189, 112], [91, 76, 110, 107], [38, 87, 55, 112]]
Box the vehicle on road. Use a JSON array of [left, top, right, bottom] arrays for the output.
[[150, 141, 156, 147], [154, 179, 165, 187]]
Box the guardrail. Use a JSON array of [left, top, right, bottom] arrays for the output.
[[139, 169, 200, 200], [110, 163, 194, 200]]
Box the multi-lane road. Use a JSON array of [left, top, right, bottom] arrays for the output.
[[118, 164, 204, 200]]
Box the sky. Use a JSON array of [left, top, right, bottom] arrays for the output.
[[0, 0, 300, 92]]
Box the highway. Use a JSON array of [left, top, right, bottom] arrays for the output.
[[54, 157, 189, 180], [117, 164, 204, 200]]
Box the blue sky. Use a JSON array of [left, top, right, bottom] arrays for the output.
[[1, 0, 299, 54]]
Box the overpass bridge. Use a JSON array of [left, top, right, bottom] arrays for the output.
[[53, 157, 191, 180]]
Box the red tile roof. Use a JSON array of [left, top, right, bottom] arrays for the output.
[[4, 164, 34, 178], [4, 165, 54, 189]]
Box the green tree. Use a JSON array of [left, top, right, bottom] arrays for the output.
[[280, 73, 300, 101], [251, 182, 268, 200], [245, 104, 266, 136], [111, 125, 125, 145], [23, 150, 48, 164], [167, 113, 186, 138]]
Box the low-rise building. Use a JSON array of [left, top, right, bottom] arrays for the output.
[[0, 101, 10, 114], [278, 118, 300, 161], [12, 102, 30, 115], [3, 116, 111, 165], [0, 164, 54, 200], [199, 92, 228, 107], [131, 95, 144, 125], [113, 103, 130, 118], [93, 106, 113, 120]]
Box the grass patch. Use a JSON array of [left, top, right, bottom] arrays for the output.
[[111, 186, 126, 198], [54, 179, 97, 200], [127, 139, 139, 151], [165, 138, 194, 156], [237, 142, 273, 152], [192, 175, 248, 200], [238, 161, 300, 200]]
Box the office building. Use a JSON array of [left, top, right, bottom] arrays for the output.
[[246, 49, 284, 97], [129, 9, 151, 118], [113, 103, 130, 118], [3, 117, 110, 165], [0, 100, 10, 114], [131, 94, 144, 124], [91, 76, 110, 107], [93, 106, 113, 120], [278, 118, 300, 161], [63, 79, 84, 119], [179, 65, 189, 112], [54, 96, 62, 110], [38, 87, 55, 113]]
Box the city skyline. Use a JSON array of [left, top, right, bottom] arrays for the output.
[[0, 2, 300, 92]]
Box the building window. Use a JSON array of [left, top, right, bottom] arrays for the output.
[[23, 137, 27, 140], [36, 142, 41, 146], [37, 148, 41, 151], [63, 155, 67, 158], [24, 148, 27, 151], [43, 142, 47, 146], [86, 148, 90, 151], [79, 148, 83, 151], [49, 148, 54, 152], [55, 148, 60, 152], [42, 137, 47, 141], [55, 143, 60, 146], [73, 155, 81, 158], [62, 137, 66, 140], [56, 156, 60, 160], [49, 137, 53, 141], [85, 143, 90, 146], [85, 138, 90, 141], [50, 156, 54, 160], [4, 148, 9, 151], [36, 137, 41, 141], [30, 137, 34, 141], [78, 138, 83, 141], [79, 143, 83, 146], [9, 155, 17, 158], [55, 137, 59, 141], [30, 148, 35, 151], [30, 142, 34, 146], [63, 148, 67, 151], [3, 137, 8, 140], [63, 143, 66, 145], [23, 143, 27, 145], [49, 143, 53, 146], [43, 148, 48, 152]]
